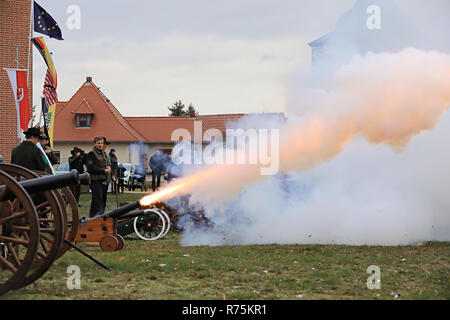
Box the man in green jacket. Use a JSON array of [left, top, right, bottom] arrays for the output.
[[86, 136, 111, 218]]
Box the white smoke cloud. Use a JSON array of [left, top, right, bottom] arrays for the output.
[[177, 48, 450, 246]]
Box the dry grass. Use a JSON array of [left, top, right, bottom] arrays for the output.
[[2, 193, 448, 300]]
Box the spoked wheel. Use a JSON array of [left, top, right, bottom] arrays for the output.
[[153, 208, 171, 238], [0, 169, 40, 296], [54, 186, 79, 259], [133, 209, 166, 240], [32, 171, 79, 259], [0, 164, 65, 290]]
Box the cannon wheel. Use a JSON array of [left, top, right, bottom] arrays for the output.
[[100, 235, 119, 252], [133, 209, 166, 241], [0, 164, 65, 290], [116, 234, 124, 250], [55, 186, 79, 258], [154, 209, 171, 239], [0, 170, 40, 296], [32, 172, 80, 259]]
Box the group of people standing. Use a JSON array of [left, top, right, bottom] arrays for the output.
[[11, 127, 58, 174], [8, 127, 180, 219], [10, 129, 120, 219]]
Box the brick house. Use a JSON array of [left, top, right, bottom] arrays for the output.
[[0, 0, 33, 163]]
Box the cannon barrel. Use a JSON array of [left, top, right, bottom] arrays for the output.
[[117, 209, 148, 220], [0, 169, 90, 201], [99, 200, 141, 219]]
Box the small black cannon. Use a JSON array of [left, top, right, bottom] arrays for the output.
[[74, 199, 172, 251], [74, 200, 141, 251]]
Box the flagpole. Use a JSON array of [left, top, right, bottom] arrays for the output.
[[16, 45, 19, 68], [27, 0, 34, 124]]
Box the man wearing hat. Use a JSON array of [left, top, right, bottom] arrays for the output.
[[39, 133, 58, 165], [11, 127, 47, 172], [37, 132, 57, 174], [69, 146, 86, 203], [108, 147, 118, 194]]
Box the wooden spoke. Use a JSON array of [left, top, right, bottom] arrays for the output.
[[0, 255, 18, 273], [9, 225, 31, 232], [39, 233, 54, 244], [39, 238, 49, 255], [0, 210, 27, 224], [6, 242, 21, 268], [0, 185, 8, 201], [0, 235, 29, 246], [34, 201, 50, 211]]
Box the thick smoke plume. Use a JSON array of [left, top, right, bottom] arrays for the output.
[[169, 47, 450, 246]]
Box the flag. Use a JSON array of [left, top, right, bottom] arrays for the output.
[[47, 104, 57, 149], [36, 139, 55, 174], [5, 69, 31, 139], [42, 69, 58, 148], [43, 68, 58, 107], [32, 37, 57, 87], [34, 1, 63, 40], [41, 97, 51, 145]]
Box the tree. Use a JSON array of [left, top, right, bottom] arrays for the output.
[[168, 100, 186, 116], [168, 100, 199, 117], [186, 104, 198, 117]]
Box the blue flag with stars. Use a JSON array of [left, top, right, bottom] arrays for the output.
[[34, 1, 63, 40]]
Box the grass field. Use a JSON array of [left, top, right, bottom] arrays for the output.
[[1, 192, 449, 300]]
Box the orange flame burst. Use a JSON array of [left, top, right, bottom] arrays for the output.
[[139, 166, 220, 207]]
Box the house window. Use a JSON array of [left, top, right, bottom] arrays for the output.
[[76, 114, 92, 128]]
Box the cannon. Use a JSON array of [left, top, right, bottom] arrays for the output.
[[0, 164, 90, 296], [151, 195, 214, 232], [74, 200, 171, 251]]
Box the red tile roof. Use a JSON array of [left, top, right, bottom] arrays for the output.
[[53, 79, 146, 142], [53, 77, 284, 144], [71, 99, 94, 114], [125, 114, 247, 143]]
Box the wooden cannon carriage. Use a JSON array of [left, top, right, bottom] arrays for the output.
[[73, 203, 172, 252]]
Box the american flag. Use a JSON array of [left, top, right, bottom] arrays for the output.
[[43, 68, 58, 108]]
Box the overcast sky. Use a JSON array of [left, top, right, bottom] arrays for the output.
[[31, 0, 450, 118]]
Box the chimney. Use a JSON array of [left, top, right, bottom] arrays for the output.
[[86, 76, 92, 83], [189, 109, 196, 119]]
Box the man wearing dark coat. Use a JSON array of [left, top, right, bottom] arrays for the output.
[[68, 146, 86, 203], [11, 127, 47, 172], [149, 150, 164, 192], [86, 136, 111, 218], [108, 148, 118, 193], [39, 133, 58, 165]]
